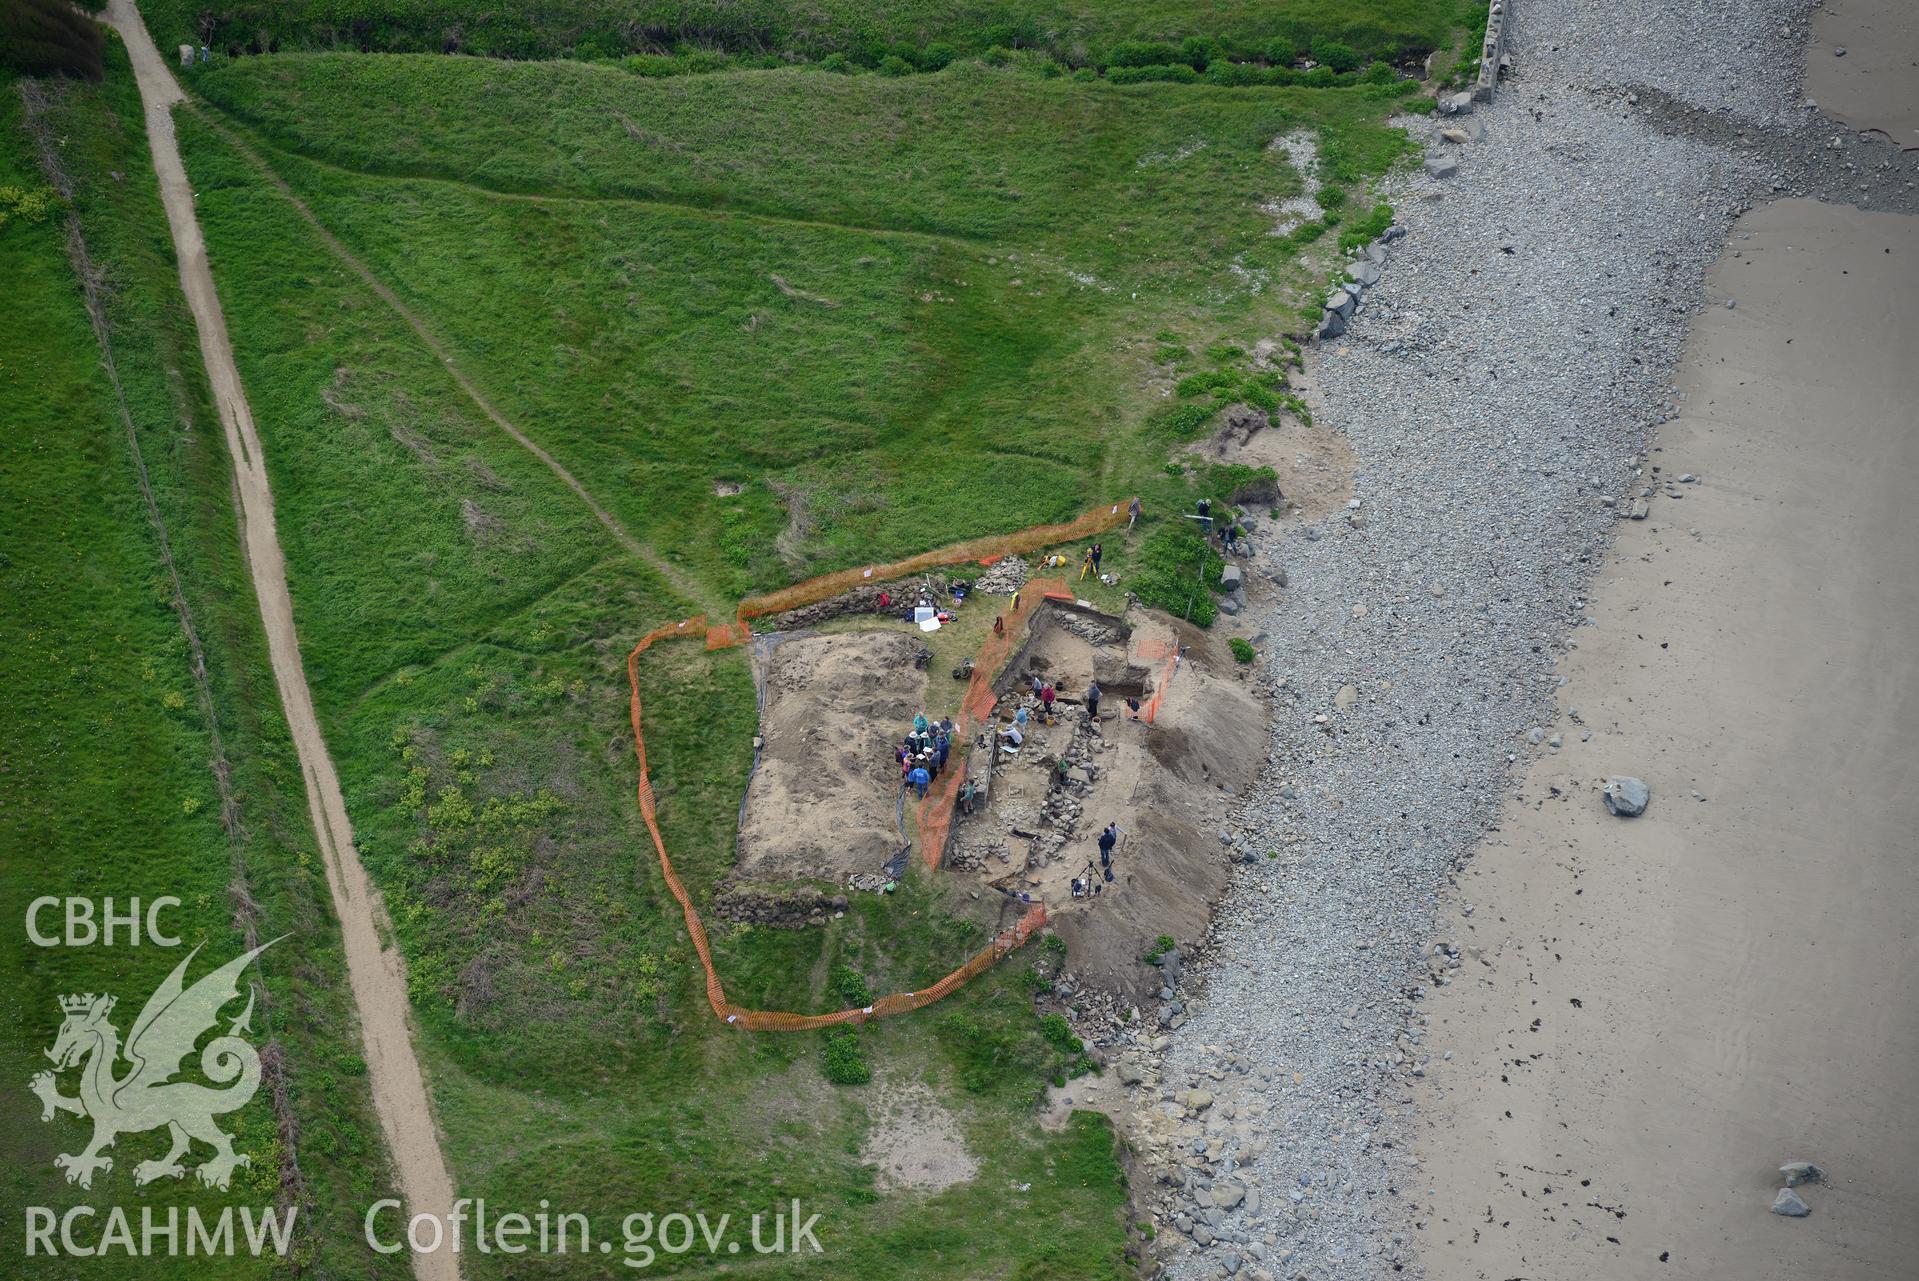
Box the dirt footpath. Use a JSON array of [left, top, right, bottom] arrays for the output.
[[1414, 200, 1919, 1280], [104, 4, 459, 1276]]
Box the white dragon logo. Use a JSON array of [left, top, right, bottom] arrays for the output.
[[30, 939, 280, 1191]]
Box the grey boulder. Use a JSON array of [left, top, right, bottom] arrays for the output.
[[1346, 260, 1382, 286], [1602, 777, 1651, 817], [1771, 1188, 1812, 1217], [1424, 155, 1459, 179], [1780, 1161, 1826, 1187]]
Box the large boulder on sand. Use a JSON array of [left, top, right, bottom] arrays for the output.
[[1602, 777, 1650, 817]]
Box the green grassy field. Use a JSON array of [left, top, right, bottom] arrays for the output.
[[145, 0, 1467, 67], [186, 55, 1408, 599], [0, 59, 399, 1277], [131, 62, 1141, 1274]]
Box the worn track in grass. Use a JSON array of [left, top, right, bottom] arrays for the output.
[[102, 3, 461, 1276]]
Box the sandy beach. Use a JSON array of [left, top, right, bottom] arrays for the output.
[[1127, 0, 1919, 1270], [1412, 198, 1919, 1278], [1807, 0, 1919, 145]]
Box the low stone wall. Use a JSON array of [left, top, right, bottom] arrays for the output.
[[1474, 0, 1509, 102], [711, 882, 851, 928], [764, 572, 957, 631]]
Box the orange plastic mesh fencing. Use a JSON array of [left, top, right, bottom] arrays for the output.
[[1132, 637, 1182, 725], [628, 605, 1056, 1031], [960, 579, 1072, 726], [621, 509, 1135, 1030], [735, 500, 1133, 625], [705, 621, 752, 650]]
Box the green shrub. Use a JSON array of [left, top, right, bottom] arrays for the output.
[[1106, 63, 1200, 85], [1175, 370, 1239, 399], [831, 963, 874, 1007], [1229, 637, 1255, 664], [1204, 463, 1279, 508], [821, 1027, 871, 1084], [1038, 1013, 1081, 1055], [1142, 934, 1177, 963], [1205, 60, 1271, 87], [1240, 382, 1279, 412], [1038, 1013, 1097, 1080], [981, 18, 1041, 49], [0, 183, 61, 229], [1265, 22, 1312, 62], [1106, 39, 1181, 68], [1281, 218, 1332, 251], [878, 53, 912, 76], [920, 41, 956, 70], [1310, 36, 1361, 72], [1338, 202, 1396, 252], [817, 51, 853, 73], [1155, 402, 1219, 439], [1177, 36, 1218, 69]]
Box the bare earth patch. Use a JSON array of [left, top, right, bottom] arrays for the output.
[[1188, 400, 1359, 527], [736, 630, 928, 883], [860, 1078, 979, 1194]]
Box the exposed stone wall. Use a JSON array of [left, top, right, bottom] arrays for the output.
[[711, 882, 852, 928], [1474, 0, 1509, 102], [764, 573, 957, 631]]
